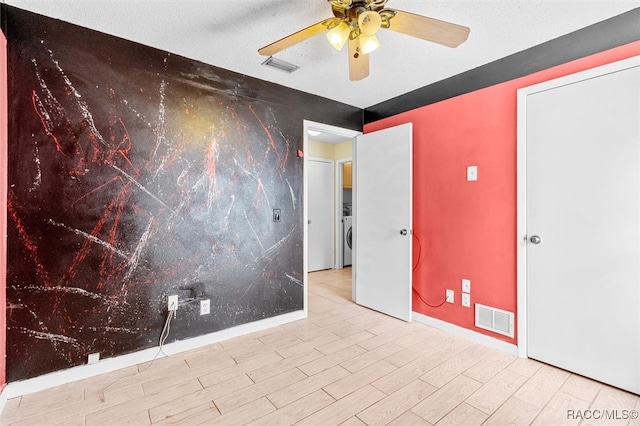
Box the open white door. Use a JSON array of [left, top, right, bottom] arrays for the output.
[[354, 123, 412, 321]]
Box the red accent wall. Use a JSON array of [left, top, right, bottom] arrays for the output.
[[1, 30, 8, 389], [365, 41, 640, 344]]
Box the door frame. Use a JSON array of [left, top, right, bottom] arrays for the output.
[[516, 55, 640, 358], [335, 156, 353, 271], [303, 120, 361, 312]]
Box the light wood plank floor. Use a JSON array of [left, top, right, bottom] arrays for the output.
[[2, 268, 639, 425]]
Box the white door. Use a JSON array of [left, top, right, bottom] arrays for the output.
[[308, 159, 334, 272], [524, 59, 640, 394], [354, 123, 412, 321]]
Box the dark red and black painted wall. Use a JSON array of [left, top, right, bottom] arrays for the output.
[[1, 23, 8, 391], [1, 5, 360, 382]]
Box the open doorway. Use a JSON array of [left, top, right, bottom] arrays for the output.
[[335, 159, 353, 270], [303, 120, 360, 308], [305, 121, 413, 321]]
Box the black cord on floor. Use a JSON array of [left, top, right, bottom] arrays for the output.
[[100, 308, 175, 402]]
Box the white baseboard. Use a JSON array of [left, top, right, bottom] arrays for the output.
[[0, 388, 6, 415], [412, 311, 518, 356], [0, 310, 306, 411]]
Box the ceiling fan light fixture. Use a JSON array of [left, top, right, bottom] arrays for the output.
[[326, 21, 350, 51], [358, 10, 382, 36], [258, 0, 470, 81], [359, 33, 380, 55]]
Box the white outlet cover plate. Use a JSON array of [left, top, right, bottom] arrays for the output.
[[446, 289, 454, 303], [168, 295, 178, 311], [462, 279, 471, 293], [462, 293, 471, 307], [88, 352, 100, 364]]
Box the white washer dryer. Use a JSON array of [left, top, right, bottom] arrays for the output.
[[343, 216, 353, 266]]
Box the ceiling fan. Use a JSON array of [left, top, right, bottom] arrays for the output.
[[258, 0, 470, 81]]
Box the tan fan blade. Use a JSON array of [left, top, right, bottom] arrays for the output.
[[258, 21, 329, 56], [348, 37, 369, 81], [387, 9, 470, 48]]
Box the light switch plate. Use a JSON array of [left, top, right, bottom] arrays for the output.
[[200, 299, 210, 315], [467, 166, 478, 181]]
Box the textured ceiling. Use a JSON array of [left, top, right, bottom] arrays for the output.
[[4, 1, 640, 108]]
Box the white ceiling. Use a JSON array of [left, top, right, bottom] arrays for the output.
[[4, 1, 640, 108], [308, 130, 354, 144]]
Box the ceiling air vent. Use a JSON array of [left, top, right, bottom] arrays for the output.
[[475, 303, 514, 338], [261, 56, 299, 74]]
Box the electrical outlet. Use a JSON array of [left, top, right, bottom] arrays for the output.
[[200, 299, 210, 315], [462, 279, 471, 294], [462, 293, 471, 307], [446, 289, 454, 304], [87, 352, 100, 364], [168, 295, 178, 311]]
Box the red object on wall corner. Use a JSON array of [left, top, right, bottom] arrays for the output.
[[297, 149, 304, 158], [364, 41, 640, 345], [1, 30, 8, 390]]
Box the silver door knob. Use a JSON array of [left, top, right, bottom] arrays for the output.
[[308, 220, 311, 224], [529, 235, 542, 244], [400, 229, 408, 236]]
